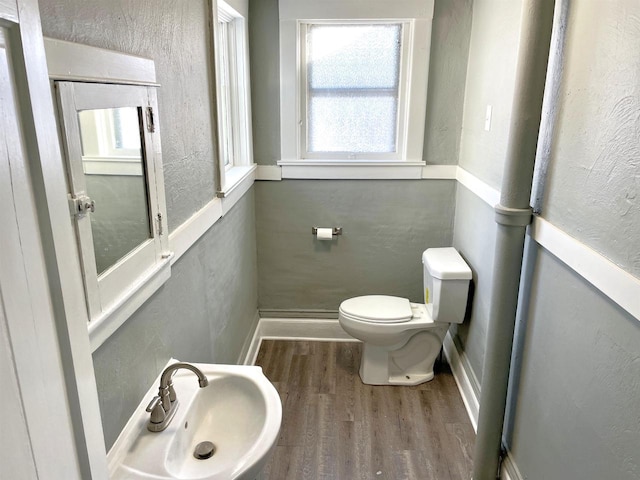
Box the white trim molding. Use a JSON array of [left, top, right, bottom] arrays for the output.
[[88, 256, 172, 351], [278, 161, 427, 179], [442, 331, 479, 431], [422, 164, 458, 179], [501, 450, 525, 480], [530, 216, 640, 322], [456, 166, 500, 207], [243, 317, 357, 365], [454, 167, 639, 323], [44, 37, 157, 86], [255, 165, 282, 180], [169, 198, 223, 264]]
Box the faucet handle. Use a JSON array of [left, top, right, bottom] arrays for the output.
[[146, 396, 166, 424]]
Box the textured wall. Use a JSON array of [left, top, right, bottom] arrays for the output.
[[93, 192, 258, 449], [540, 1, 640, 277], [448, 0, 523, 396], [458, 0, 522, 189], [423, 0, 473, 165], [39, 0, 259, 451], [508, 248, 640, 479], [256, 180, 455, 311], [451, 185, 497, 391], [249, 0, 473, 166], [41, 0, 217, 230], [503, 2, 640, 477], [250, 0, 472, 311], [249, 0, 280, 165]]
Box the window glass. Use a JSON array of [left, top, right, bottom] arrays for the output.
[[306, 23, 402, 154]]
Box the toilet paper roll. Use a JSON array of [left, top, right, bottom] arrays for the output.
[[316, 228, 334, 241]]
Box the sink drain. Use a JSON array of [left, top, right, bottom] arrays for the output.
[[193, 441, 216, 460]]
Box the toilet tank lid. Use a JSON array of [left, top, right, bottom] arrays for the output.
[[339, 295, 413, 323], [422, 247, 472, 280]]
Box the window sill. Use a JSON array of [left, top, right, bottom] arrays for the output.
[[217, 163, 257, 212], [276, 160, 426, 179]]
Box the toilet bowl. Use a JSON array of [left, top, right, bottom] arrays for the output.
[[338, 248, 471, 386]]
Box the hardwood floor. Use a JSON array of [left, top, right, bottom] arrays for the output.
[[255, 340, 475, 480]]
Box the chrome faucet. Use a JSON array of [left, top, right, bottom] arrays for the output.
[[146, 362, 209, 432]]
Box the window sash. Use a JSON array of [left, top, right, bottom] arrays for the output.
[[299, 21, 409, 160]]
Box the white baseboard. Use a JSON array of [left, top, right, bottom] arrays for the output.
[[443, 331, 524, 480], [442, 331, 480, 432], [236, 310, 260, 365], [501, 449, 524, 480], [242, 317, 357, 365]]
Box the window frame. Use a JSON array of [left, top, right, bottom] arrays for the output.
[[213, 0, 255, 196], [278, 0, 434, 175]]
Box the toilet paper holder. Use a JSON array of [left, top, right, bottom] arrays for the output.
[[312, 227, 342, 236]]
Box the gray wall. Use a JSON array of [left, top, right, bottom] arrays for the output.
[[508, 248, 639, 480], [538, 1, 640, 278], [93, 193, 257, 448], [457, 0, 522, 189], [41, 0, 216, 230], [503, 1, 640, 477], [453, 0, 640, 478], [250, 0, 473, 312], [40, 0, 259, 450], [257, 180, 456, 311], [451, 184, 497, 391], [450, 0, 523, 384]]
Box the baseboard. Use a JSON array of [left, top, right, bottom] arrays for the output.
[[500, 449, 524, 480], [443, 332, 524, 480], [236, 310, 260, 365], [442, 331, 480, 432], [242, 317, 357, 365]]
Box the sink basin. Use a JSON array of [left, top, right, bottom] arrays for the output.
[[108, 362, 282, 480]]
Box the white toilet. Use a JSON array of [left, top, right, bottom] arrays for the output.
[[338, 247, 472, 386]]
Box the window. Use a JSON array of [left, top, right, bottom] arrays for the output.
[[214, 0, 254, 194], [279, 0, 434, 177], [302, 22, 407, 159]]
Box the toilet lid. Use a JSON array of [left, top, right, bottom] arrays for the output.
[[339, 295, 413, 323]]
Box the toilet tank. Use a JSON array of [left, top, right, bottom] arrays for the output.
[[422, 248, 472, 324]]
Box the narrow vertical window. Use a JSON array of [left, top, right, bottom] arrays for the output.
[[214, 0, 254, 194]]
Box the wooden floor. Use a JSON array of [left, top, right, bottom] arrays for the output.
[[255, 340, 475, 480]]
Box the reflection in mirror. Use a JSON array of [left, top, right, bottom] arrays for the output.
[[78, 107, 151, 275]]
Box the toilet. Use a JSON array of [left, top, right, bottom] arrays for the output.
[[338, 247, 471, 386]]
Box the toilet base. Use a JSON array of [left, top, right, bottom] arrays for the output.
[[358, 325, 448, 386]]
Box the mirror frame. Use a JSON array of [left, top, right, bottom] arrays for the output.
[[46, 38, 172, 351]]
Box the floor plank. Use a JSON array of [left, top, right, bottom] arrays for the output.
[[256, 340, 475, 479]]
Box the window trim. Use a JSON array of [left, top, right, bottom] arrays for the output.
[[279, 0, 434, 172], [213, 0, 255, 196]]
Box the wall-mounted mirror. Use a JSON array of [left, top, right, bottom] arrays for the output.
[[55, 81, 170, 344]]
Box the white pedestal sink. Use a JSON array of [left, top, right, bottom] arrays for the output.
[[108, 362, 282, 480]]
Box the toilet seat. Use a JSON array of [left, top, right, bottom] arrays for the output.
[[339, 295, 413, 323]]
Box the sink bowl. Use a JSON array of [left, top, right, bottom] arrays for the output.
[[108, 363, 282, 480]]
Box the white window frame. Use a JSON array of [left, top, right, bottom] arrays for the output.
[[278, 0, 434, 179], [213, 0, 256, 197]]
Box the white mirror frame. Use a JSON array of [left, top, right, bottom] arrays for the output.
[[45, 38, 172, 351]]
